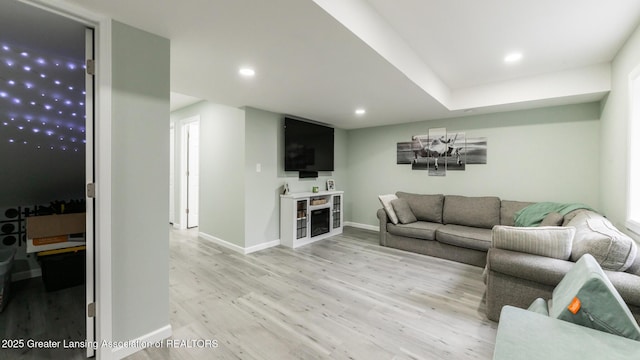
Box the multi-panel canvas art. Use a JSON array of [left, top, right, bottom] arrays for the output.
[[397, 128, 487, 176]]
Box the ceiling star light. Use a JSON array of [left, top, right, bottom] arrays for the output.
[[238, 67, 255, 77], [355, 108, 366, 116], [1, 41, 86, 153], [504, 52, 523, 63]]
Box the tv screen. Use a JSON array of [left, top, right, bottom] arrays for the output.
[[284, 117, 334, 172]]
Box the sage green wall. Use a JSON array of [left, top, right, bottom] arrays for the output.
[[600, 22, 640, 232], [111, 21, 170, 342], [171, 101, 247, 247], [346, 103, 601, 227], [243, 107, 349, 247]]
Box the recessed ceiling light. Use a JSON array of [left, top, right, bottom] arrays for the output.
[[355, 108, 366, 116], [504, 52, 523, 63], [239, 67, 255, 77]]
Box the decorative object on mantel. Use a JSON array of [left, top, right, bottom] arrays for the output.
[[312, 186, 319, 193], [326, 179, 335, 191], [282, 182, 290, 195], [396, 127, 487, 176]]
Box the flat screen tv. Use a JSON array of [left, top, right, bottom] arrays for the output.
[[284, 117, 334, 172]]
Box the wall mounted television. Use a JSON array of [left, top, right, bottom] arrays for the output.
[[284, 117, 334, 175]]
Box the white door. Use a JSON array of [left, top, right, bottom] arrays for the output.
[[84, 27, 96, 358], [169, 126, 175, 225], [186, 122, 199, 228]]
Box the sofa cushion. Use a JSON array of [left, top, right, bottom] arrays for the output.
[[551, 254, 640, 340], [443, 195, 500, 229], [436, 224, 492, 251], [390, 198, 417, 224], [396, 192, 444, 223], [378, 194, 399, 224], [568, 211, 638, 271], [491, 225, 574, 260], [387, 221, 442, 241], [540, 212, 564, 226], [500, 200, 534, 226]]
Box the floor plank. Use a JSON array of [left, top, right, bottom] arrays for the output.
[[129, 227, 497, 360], [0, 275, 85, 359]]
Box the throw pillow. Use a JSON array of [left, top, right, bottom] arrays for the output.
[[568, 211, 637, 271], [491, 225, 575, 260], [378, 194, 399, 225], [391, 198, 417, 224], [540, 212, 564, 226]]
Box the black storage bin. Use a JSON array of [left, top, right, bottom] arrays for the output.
[[39, 250, 85, 292]]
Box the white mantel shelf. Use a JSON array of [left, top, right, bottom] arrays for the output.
[[281, 190, 344, 199]]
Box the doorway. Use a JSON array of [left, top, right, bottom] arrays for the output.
[[179, 117, 200, 229], [169, 125, 175, 225], [0, 1, 95, 358]]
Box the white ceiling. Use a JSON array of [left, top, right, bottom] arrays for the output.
[[41, 0, 640, 128]]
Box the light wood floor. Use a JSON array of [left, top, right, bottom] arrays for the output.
[[0, 275, 85, 359], [128, 227, 497, 360]]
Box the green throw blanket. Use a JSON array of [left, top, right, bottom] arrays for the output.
[[514, 202, 594, 227]]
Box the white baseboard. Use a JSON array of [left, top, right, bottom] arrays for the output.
[[245, 239, 280, 254], [198, 232, 280, 255], [112, 324, 172, 359], [345, 222, 378, 231]]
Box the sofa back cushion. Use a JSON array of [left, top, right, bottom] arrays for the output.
[[443, 195, 500, 229], [491, 225, 575, 260], [568, 210, 638, 272], [396, 192, 444, 223], [500, 200, 535, 226]]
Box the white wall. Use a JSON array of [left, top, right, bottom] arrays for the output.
[[600, 22, 640, 232], [243, 107, 349, 248], [170, 101, 246, 247], [170, 105, 348, 250], [346, 103, 602, 227], [111, 20, 170, 343]]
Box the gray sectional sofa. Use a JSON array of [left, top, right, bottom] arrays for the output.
[[377, 191, 640, 323], [377, 192, 532, 267], [486, 209, 640, 323]]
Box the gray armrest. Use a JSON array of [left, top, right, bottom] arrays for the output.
[[487, 248, 573, 286]]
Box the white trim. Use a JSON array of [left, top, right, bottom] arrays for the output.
[[19, 2, 114, 359], [345, 221, 378, 231], [84, 26, 96, 358], [245, 240, 281, 254], [111, 325, 172, 360], [199, 232, 245, 253], [627, 65, 640, 238], [198, 232, 280, 254], [95, 16, 114, 360], [179, 116, 200, 230], [12, 268, 42, 282]]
